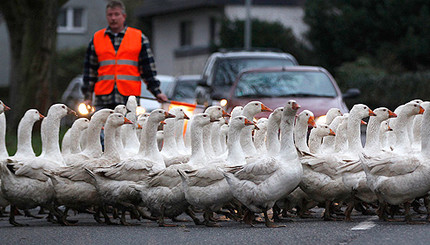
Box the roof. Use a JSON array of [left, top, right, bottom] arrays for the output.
[[135, 0, 305, 18]]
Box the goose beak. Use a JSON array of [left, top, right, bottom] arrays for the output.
[[388, 110, 397, 118], [67, 107, 78, 117], [329, 128, 336, 136], [361, 120, 367, 125], [244, 118, 255, 126], [210, 118, 220, 123], [137, 123, 142, 129], [3, 104, 10, 111], [308, 116, 316, 128], [387, 125, 393, 131], [164, 111, 176, 118], [160, 121, 166, 125], [292, 102, 301, 110], [261, 104, 273, 112], [123, 117, 133, 125], [39, 113, 45, 120], [222, 110, 231, 118], [419, 106, 425, 114], [183, 112, 190, 120], [368, 109, 376, 116]]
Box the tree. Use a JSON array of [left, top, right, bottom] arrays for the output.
[[304, 0, 430, 72], [0, 0, 68, 133]]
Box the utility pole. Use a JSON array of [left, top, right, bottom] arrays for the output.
[[244, 0, 252, 50]]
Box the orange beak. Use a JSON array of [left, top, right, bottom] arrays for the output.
[[160, 121, 166, 125], [3, 104, 10, 111], [124, 117, 133, 124], [261, 104, 273, 112], [361, 120, 367, 125], [419, 106, 425, 114], [165, 111, 176, 118], [308, 116, 316, 128], [388, 110, 397, 118], [292, 102, 301, 110], [222, 110, 231, 118], [137, 123, 142, 129], [368, 109, 376, 116], [329, 128, 336, 136], [183, 112, 190, 120], [67, 107, 78, 117], [244, 118, 255, 126], [39, 113, 45, 120], [387, 125, 393, 131]]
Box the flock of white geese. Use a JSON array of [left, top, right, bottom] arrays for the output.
[[0, 96, 429, 228]]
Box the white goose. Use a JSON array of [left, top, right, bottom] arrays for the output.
[[294, 110, 316, 153], [0, 104, 74, 226], [240, 101, 272, 157], [299, 104, 375, 220], [61, 118, 89, 155], [361, 102, 429, 222], [0, 101, 11, 214], [178, 114, 255, 227], [254, 118, 268, 154], [12, 109, 44, 160], [121, 96, 140, 157], [47, 113, 132, 225], [222, 100, 302, 228]]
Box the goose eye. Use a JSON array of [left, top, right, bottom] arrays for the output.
[[306, 113, 308, 116], [383, 109, 386, 111], [159, 111, 162, 113], [203, 115, 207, 117], [62, 106, 66, 109], [110, 111, 113, 114]]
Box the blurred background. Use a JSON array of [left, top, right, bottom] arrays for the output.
[[0, 0, 429, 153]]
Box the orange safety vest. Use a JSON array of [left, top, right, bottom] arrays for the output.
[[93, 27, 142, 96]]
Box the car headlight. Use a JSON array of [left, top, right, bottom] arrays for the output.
[[316, 115, 327, 125], [136, 106, 146, 116], [220, 99, 228, 107], [78, 103, 95, 116]]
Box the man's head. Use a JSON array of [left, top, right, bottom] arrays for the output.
[[106, 0, 126, 33]]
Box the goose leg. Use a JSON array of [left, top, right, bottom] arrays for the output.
[[185, 206, 203, 225], [323, 200, 335, 221], [344, 199, 355, 222], [263, 208, 285, 228], [24, 209, 44, 219], [136, 206, 157, 221], [242, 208, 255, 227], [158, 206, 176, 227], [9, 205, 28, 226], [203, 210, 220, 227], [424, 195, 430, 222], [101, 205, 117, 225]]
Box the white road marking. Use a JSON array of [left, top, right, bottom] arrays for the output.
[[351, 216, 378, 231]]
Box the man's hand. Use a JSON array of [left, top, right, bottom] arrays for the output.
[[156, 93, 168, 103]]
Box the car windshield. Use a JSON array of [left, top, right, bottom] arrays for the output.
[[213, 57, 295, 86], [171, 79, 197, 101], [234, 71, 338, 98]]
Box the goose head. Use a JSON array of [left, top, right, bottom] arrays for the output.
[[90, 108, 115, 124], [147, 109, 175, 124], [243, 101, 272, 119], [268, 107, 284, 124], [373, 107, 397, 121], [0, 100, 11, 114], [191, 113, 212, 128], [283, 100, 300, 117], [24, 109, 44, 122], [169, 107, 189, 120], [106, 113, 132, 128], [350, 104, 376, 120], [47, 104, 76, 119], [402, 101, 425, 117], [230, 116, 256, 130], [72, 117, 90, 131], [204, 106, 226, 120], [114, 104, 127, 115], [126, 96, 138, 112], [297, 109, 316, 128], [311, 124, 336, 137], [324, 108, 342, 125], [230, 106, 244, 118]]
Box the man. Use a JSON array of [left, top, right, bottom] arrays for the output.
[[82, 0, 167, 111]]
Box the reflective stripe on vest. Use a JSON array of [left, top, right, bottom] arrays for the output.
[[93, 27, 142, 96]]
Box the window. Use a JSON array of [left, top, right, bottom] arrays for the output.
[[180, 21, 193, 46], [57, 7, 86, 33]]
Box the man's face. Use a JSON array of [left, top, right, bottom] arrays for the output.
[[106, 6, 126, 32]]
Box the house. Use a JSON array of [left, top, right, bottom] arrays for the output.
[[135, 0, 307, 76], [0, 0, 107, 87]]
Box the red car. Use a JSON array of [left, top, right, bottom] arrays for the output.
[[223, 66, 360, 122]]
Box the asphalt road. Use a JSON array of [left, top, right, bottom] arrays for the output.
[[1, 207, 430, 245]]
